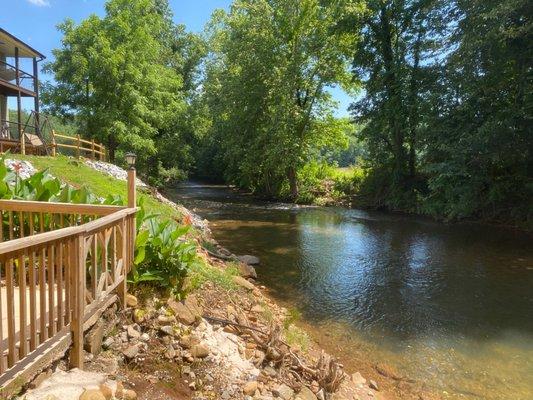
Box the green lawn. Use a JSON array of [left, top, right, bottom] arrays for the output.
[[13, 155, 181, 221]]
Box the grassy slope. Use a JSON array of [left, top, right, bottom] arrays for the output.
[[12, 154, 241, 290], [14, 155, 180, 220]]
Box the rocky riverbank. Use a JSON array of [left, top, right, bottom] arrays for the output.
[[20, 250, 386, 400], [11, 157, 386, 400]]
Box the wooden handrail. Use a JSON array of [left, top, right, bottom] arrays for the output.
[[0, 207, 136, 257], [0, 225, 80, 256], [0, 200, 126, 215], [80, 207, 137, 235]]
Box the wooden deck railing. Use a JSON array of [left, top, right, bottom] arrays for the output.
[[0, 194, 136, 394]]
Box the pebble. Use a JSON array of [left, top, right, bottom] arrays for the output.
[[122, 344, 140, 359], [243, 380, 258, 396], [159, 325, 174, 336], [190, 343, 210, 358]]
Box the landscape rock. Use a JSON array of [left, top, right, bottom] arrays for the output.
[[239, 263, 258, 279], [351, 371, 366, 386], [123, 389, 137, 400], [190, 343, 210, 358], [79, 389, 106, 400], [126, 294, 138, 308], [127, 325, 140, 339], [238, 255, 260, 265], [167, 296, 202, 325], [159, 325, 174, 336], [272, 384, 294, 400], [243, 381, 258, 396], [233, 276, 255, 291], [295, 387, 317, 400], [122, 344, 140, 359], [98, 385, 112, 400], [22, 369, 108, 400]]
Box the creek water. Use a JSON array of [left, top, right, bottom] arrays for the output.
[[167, 182, 533, 399]]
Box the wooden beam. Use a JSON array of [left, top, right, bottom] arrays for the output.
[[0, 200, 126, 216]]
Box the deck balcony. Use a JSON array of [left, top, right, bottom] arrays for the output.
[[0, 59, 37, 97]]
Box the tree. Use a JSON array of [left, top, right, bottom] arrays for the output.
[[422, 0, 532, 223], [347, 0, 450, 207], [199, 0, 365, 199], [42, 0, 185, 169]]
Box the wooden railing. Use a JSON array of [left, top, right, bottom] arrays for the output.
[[0, 200, 136, 394], [51, 131, 106, 161]]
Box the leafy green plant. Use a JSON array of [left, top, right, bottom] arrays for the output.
[[131, 202, 200, 294], [1, 155, 122, 206]]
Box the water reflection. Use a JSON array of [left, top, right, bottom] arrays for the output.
[[167, 182, 533, 399]]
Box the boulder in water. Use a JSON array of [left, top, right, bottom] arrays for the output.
[[238, 255, 260, 265]]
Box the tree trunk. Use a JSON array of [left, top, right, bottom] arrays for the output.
[[380, 6, 407, 182], [408, 30, 422, 179], [287, 166, 298, 200], [107, 136, 117, 163]]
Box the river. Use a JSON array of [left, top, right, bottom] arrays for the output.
[[167, 182, 533, 400]]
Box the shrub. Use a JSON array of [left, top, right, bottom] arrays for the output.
[[131, 202, 201, 294]]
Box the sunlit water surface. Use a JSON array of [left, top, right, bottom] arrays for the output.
[[168, 182, 533, 399]]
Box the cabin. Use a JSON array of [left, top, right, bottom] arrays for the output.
[[0, 28, 47, 155]]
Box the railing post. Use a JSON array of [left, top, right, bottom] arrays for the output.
[[51, 130, 57, 157], [76, 134, 81, 158], [91, 139, 95, 160], [69, 235, 85, 369]]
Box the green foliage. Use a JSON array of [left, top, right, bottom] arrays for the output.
[[0, 156, 121, 206], [2, 157, 199, 294], [42, 0, 207, 183], [198, 0, 365, 199], [131, 202, 200, 294], [187, 261, 239, 292]]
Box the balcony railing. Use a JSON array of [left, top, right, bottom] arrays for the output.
[[0, 60, 36, 94]]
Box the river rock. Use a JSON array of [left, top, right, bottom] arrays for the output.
[[79, 389, 106, 400], [122, 344, 139, 359], [233, 276, 255, 291], [167, 295, 202, 325], [272, 384, 294, 400], [239, 263, 258, 279], [238, 255, 260, 265], [351, 371, 366, 386], [296, 387, 317, 400], [190, 343, 210, 358], [243, 381, 258, 396], [126, 294, 138, 308]]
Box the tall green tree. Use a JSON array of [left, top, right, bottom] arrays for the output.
[[42, 0, 185, 168], [347, 0, 449, 207], [200, 0, 365, 198], [422, 0, 532, 222]]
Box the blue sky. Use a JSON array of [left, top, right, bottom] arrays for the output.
[[1, 0, 352, 116]]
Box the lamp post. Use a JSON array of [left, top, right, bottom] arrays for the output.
[[125, 153, 136, 209], [123, 152, 137, 310]]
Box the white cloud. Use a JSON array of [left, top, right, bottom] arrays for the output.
[[27, 0, 50, 7]]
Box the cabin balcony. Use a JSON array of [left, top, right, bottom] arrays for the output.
[[0, 59, 36, 97]]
